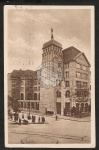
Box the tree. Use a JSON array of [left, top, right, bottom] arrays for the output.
[[8, 95, 20, 113]]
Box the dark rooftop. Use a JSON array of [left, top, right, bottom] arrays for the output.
[[43, 39, 62, 49], [10, 70, 37, 79], [62, 46, 81, 64]]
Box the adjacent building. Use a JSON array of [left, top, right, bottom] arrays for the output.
[[8, 31, 91, 115]]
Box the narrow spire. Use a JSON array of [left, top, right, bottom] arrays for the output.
[[51, 28, 54, 39]]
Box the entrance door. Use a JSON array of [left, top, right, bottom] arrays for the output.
[[56, 102, 61, 114], [65, 102, 70, 115]]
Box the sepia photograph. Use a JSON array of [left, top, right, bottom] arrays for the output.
[[4, 5, 95, 148]]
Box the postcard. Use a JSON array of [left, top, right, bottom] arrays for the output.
[[4, 5, 95, 148]]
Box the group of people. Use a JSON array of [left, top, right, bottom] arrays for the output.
[[10, 112, 45, 125]]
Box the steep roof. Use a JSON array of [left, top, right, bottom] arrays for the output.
[[62, 46, 81, 64], [43, 39, 62, 49], [10, 70, 37, 79], [62, 46, 90, 66]]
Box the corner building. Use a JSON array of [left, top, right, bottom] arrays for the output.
[[8, 31, 91, 116], [39, 33, 91, 115]]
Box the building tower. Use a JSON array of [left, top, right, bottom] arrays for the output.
[[39, 29, 63, 114], [42, 28, 63, 66]]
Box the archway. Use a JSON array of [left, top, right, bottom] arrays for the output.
[[34, 93, 37, 100], [20, 93, 24, 100], [81, 103, 84, 112], [65, 90, 70, 98], [56, 102, 61, 114]]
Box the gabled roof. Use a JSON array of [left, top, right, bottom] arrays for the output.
[[62, 46, 90, 66], [62, 46, 81, 64], [74, 52, 91, 66]]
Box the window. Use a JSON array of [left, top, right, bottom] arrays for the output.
[[65, 63, 69, 69], [83, 82, 87, 88], [27, 81, 30, 85], [27, 93, 32, 100], [33, 80, 37, 85], [65, 71, 69, 78], [38, 86, 40, 91], [21, 93, 24, 100], [82, 65, 87, 71], [76, 81, 82, 88], [27, 87, 32, 92], [12, 84, 16, 87], [56, 90, 61, 98], [38, 93, 40, 100], [82, 73, 87, 79], [65, 81, 69, 87], [65, 90, 70, 98], [31, 102, 34, 109], [76, 90, 82, 97], [12, 80, 16, 83], [21, 80, 24, 85], [20, 87, 24, 91], [76, 72, 81, 78], [33, 87, 37, 91], [34, 93, 37, 100], [21, 102, 23, 108], [58, 62, 61, 67], [76, 63, 81, 69]]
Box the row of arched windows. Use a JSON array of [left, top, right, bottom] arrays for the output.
[[20, 93, 40, 100], [56, 90, 70, 98]]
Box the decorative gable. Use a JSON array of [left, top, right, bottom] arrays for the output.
[[75, 53, 90, 67]]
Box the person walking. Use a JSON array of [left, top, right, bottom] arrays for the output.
[[56, 115, 58, 121], [19, 118, 21, 125], [32, 115, 34, 123], [38, 116, 40, 123], [34, 116, 35, 123]]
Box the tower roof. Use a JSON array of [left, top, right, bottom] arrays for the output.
[[43, 39, 62, 49], [43, 28, 62, 49]]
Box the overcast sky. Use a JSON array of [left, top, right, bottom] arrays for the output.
[[7, 7, 91, 73]]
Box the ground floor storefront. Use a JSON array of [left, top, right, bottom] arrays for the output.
[[18, 100, 91, 117]]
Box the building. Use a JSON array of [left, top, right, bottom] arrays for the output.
[[8, 30, 91, 116]]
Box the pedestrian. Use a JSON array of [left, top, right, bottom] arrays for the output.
[[56, 115, 58, 121], [38, 116, 40, 123], [19, 118, 21, 125], [32, 115, 34, 123], [22, 113, 24, 119], [34, 116, 35, 123], [43, 117, 45, 123]]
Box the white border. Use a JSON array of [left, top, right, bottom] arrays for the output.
[[4, 5, 95, 148]]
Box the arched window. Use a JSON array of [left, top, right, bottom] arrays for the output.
[[65, 90, 70, 98], [27, 93, 32, 100], [38, 93, 40, 100], [20, 93, 24, 100], [56, 90, 61, 98], [34, 93, 37, 100], [66, 81, 69, 87]]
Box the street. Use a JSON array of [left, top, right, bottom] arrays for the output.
[[8, 115, 91, 144]]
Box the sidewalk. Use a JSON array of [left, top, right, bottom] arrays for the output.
[[52, 115, 91, 122]]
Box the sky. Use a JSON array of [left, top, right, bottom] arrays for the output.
[[7, 7, 91, 73]]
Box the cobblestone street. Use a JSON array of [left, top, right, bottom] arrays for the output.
[[8, 115, 91, 144]]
